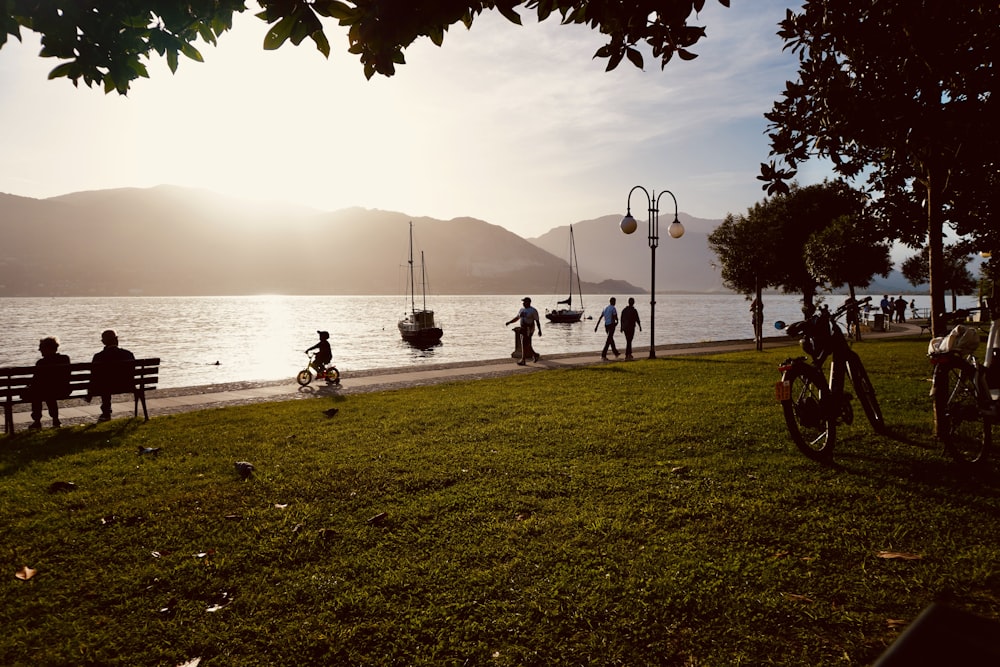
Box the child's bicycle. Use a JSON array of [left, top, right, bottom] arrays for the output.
[[927, 297, 999, 465], [297, 352, 340, 387], [774, 296, 886, 461]]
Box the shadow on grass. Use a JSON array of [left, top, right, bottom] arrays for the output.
[[0, 418, 144, 476], [825, 436, 1000, 506]]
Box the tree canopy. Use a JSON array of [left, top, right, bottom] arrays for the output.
[[1, 0, 730, 94], [707, 180, 872, 318], [758, 0, 1000, 336], [901, 244, 978, 311]]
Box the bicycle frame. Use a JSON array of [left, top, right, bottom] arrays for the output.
[[776, 297, 885, 460], [928, 297, 998, 464]]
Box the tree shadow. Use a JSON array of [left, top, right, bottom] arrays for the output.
[[0, 419, 144, 477]]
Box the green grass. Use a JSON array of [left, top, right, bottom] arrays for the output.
[[2, 337, 999, 666]]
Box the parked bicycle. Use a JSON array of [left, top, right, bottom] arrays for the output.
[[775, 297, 886, 461], [297, 352, 340, 387], [927, 298, 999, 465]]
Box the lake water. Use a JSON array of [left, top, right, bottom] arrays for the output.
[[1, 293, 972, 389]]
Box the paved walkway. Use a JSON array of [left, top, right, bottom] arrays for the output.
[[8, 322, 925, 431]]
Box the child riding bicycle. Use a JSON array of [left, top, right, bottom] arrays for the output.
[[305, 330, 333, 373]]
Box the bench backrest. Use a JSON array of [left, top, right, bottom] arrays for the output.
[[0, 358, 160, 403]]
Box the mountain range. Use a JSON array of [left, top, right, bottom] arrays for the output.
[[0, 185, 918, 297]]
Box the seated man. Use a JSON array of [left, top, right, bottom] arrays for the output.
[[23, 336, 71, 429], [87, 329, 136, 422]]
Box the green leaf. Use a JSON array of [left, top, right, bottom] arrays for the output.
[[311, 31, 330, 58], [167, 48, 178, 73], [428, 25, 444, 47], [625, 47, 643, 70], [497, 5, 522, 26], [313, 0, 356, 21], [263, 15, 296, 50], [180, 42, 204, 63], [46, 62, 75, 81], [677, 48, 698, 61], [605, 50, 624, 72]]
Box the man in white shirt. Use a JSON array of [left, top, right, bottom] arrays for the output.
[[506, 297, 542, 365], [595, 297, 621, 360]]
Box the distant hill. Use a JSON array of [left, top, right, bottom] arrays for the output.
[[530, 213, 728, 294], [0, 186, 737, 297]]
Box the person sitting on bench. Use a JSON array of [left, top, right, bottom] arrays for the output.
[[86, 329, 136, 423], [23, 336, 71, 430]]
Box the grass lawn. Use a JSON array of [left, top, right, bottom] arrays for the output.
[[2, 336, 999, 666]]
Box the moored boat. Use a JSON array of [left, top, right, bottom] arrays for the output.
[[545, 224, 585, 323], [398, 222, 443, 346]]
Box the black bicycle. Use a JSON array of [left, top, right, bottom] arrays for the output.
[[928, 298, 999, 465], [775, 297, 886, 461]]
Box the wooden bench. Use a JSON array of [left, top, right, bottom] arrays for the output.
[[911, 318, 932, 335], [1, 358, 159, 434]]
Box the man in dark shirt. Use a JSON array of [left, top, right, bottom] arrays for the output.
[[620, 297, 642, 360], [87, 329, 135, 422], [25, 336, 71, 429]]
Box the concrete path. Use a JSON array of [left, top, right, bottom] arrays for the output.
[[8, 322, 924, 431]]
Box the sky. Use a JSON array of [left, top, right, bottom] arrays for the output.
[[0, 0, 829, 239]]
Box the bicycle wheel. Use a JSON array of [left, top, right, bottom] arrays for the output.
[[325, 367, 341, 385], [938, 362, 991, 465], [781, 364, 837, 460], [847, 356, 885, 433], [296, 369, 313, 386]]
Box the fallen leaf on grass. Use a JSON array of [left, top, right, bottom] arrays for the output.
[[274, 503, 289, 509], [886, 618, 907, 628], [206, 591, 233, 612], [782, 592, 815, 603], [877, 551, 923, 560], [137, 446, 161, 456], [772, 551, 790, 559], [15, 566, 37, 580], [367, 512, 388, 525], [176, 658, 201, 667]]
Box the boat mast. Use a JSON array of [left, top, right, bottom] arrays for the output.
[[408, 221, 416, 314], [572, 225, 584, 310], [421, 250, 428, 312]]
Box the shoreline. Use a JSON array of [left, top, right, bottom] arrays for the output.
[[6, 326, 925, 428]]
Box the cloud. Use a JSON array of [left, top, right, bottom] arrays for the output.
[[0, 1, 815, 237]]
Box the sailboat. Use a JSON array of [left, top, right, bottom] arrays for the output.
[[398, 221, 443, 346], [545, 224, 585, 323]]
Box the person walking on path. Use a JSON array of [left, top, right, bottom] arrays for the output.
[[24, 336, 71, 430], [750, 297, 764, 347], [86, 329, 136, 422], [505, 297, 541, 366], [620, 297, 642, 360], [894, 296, 907, 323], [596, 297, 620, 360]]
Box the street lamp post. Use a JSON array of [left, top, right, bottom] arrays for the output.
[[620, 186, 684, 359]]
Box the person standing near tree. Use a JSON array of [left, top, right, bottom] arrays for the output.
[[595, 297, 620, 360], [880, 295, 893, 323], [620, 297, 642, 360]]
